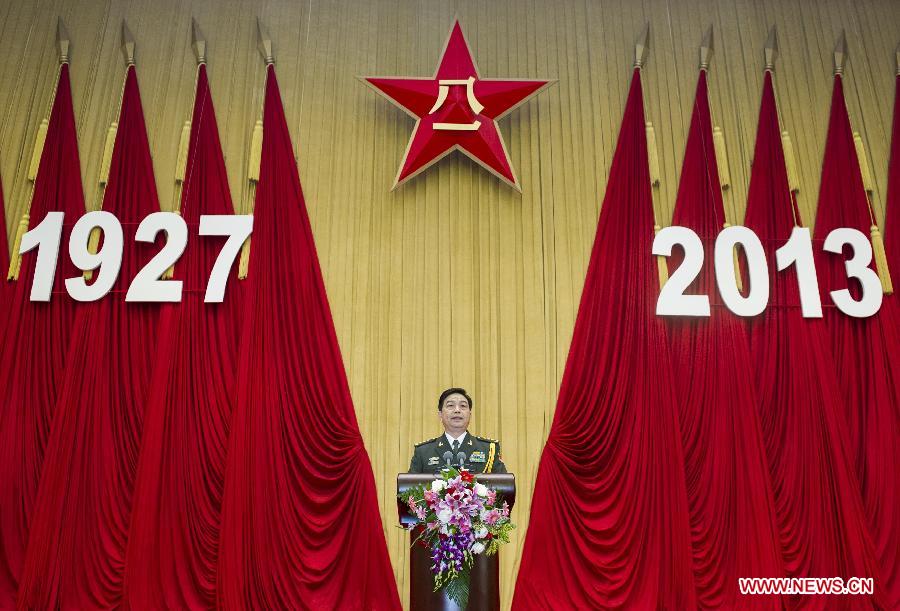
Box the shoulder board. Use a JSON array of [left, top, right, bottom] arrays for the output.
[[415, 436, 440, 447], [475, 435, 498, 444]]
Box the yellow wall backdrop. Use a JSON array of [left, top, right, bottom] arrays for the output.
[[1, 0, 897, 608]]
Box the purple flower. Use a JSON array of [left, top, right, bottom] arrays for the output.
[[429, 531, 473, 576]]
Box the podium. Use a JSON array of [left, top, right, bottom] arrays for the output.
[[397, 474, 515, 611]]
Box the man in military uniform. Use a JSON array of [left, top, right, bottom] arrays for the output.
[[408, 387, 507, 474]]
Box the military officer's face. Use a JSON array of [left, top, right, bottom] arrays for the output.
[[439, 393, 471, 436]]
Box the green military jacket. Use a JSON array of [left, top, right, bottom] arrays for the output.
[[408, 432, 507, 474]]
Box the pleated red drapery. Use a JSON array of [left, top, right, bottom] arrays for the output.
[[17, 65, 163, 609], [0, 63, 85, 606], [665, 70, 783, 608], [124, 64, 243, 610], [883, 80, 900, 607], [812, 74, 898, 608], [217, 65, 400, 609], [743, 70, 883, 607], [512, 69, 696, 609]]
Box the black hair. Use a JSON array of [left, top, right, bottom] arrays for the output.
[[438, 387, 473, 411]]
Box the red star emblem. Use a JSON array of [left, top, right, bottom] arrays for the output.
[[364, 21, 552, 191]]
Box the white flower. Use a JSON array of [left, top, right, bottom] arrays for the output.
[[475, 527, 488, 539], [431, 479, 447, 493], [473, 483, 488, 497], [471, 542, 485, 554], [437, 508, 453, 524]]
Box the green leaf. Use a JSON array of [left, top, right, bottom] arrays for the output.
[[444, 570, 470, 608]]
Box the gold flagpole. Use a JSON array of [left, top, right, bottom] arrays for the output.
[[239, 18, 273, 280], [161, 19, 206, 280], [84, 21, 135, 281], [766, 27, 809, 250], [633, 23, 669, 291], [7, 18, 69, 280], [831, 32, 892, 294], [700, 25, 744, 292]]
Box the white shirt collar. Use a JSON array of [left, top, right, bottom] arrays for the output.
[[445, 431, 468, 446]]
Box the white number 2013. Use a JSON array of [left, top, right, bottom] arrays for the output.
[[652, 225, 882, 318]]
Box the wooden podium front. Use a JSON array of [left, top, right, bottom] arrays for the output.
[[397, 474, 516, 611]]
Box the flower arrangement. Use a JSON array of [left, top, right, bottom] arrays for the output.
[[400, 468, 514, 607]]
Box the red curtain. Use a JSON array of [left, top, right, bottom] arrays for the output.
[[883, 79, 900, 607], [124, 64, 243, 609], [665, 70, 783, 608], [812, 74, 898, 607], [17, 65, 163, 609], [0, 63, 85, 607], [743, 71, 883, 607], [512, 69, 696, 609], [217, 66, 400, 610]]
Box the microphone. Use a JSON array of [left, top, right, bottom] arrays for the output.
[[442, 451, 454, 468], [456, 452, 467, 469]]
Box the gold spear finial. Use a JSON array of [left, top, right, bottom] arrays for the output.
[[833, 30, 847, 77], [256, 17, 274, 66], [764, 26, 778, 72], [57, 17, 71, 64], [191, 18, 207, 65], [634, 22, 650, 69], [699, 25, 713, 71], [121, 20, 135, 66]]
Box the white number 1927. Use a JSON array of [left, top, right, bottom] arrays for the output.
[[18, 211, 253, 303]]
